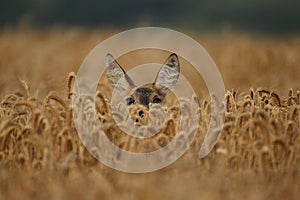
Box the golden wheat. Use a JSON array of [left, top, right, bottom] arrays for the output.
[[0, 28, 299, 200]]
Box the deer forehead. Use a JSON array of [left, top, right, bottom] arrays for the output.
[[132, 87, 154, 98], [132, 87, 160, 99], [135, 87, 153, 94]]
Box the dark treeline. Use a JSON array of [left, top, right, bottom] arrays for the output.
[[1, 0, 299, 34]]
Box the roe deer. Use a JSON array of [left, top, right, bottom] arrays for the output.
[[106, 53, 180, 120]]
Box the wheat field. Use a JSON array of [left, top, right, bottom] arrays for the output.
[[0, 27, 299, 200]]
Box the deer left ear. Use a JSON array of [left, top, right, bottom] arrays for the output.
[[106, 53, 135, 94], [154, 53, 180, 96]]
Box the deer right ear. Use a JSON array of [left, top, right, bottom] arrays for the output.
[[154, 53, 180, 96], [106, 53, 135, 94]]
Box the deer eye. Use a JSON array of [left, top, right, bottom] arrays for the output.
[[152, 97, 162, 104], [126, 96, 135, 105]]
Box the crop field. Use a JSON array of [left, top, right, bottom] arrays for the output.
[[0, 27, 299, 200]]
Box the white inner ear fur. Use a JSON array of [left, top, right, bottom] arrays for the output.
[[106, 53, 135, 95], [154, 54, 180, 94]]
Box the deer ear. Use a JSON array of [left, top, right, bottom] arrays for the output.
[[154, 53, 180, 96], [106, 53, 135, 94]]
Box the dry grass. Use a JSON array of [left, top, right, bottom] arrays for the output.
[[0, 27, 300, 200]]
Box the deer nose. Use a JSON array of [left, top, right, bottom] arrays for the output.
[[138, 109, 144, 117]]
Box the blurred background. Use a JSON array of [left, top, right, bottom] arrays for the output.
[[0, 0, 299, 97], [1, 0, 300, 34]]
